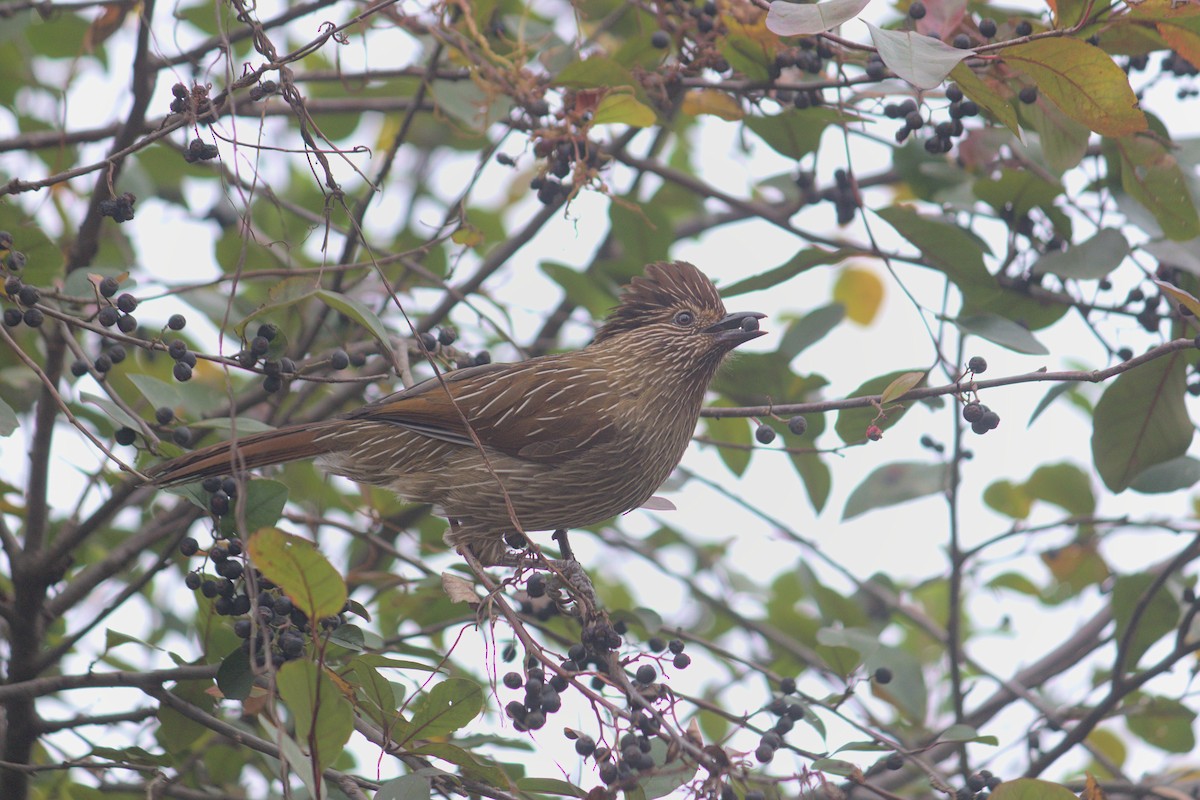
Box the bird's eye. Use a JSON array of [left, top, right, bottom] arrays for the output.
[[673, 310, 695, 327]]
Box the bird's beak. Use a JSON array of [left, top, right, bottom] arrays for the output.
[[703, 311, 767, 346]]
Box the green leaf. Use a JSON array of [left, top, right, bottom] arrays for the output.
[[777, 303, 845, 361], [810, 758, 860, 777], [247, 527, 347, 621], [406, 678, 483, 741], [983, 480, 1033, 519], [1002, 39, 1146, 136], [240, 479, 289, 532], [875, 205, 992, 292], [973, 169, 1063, 219], [156, 679, 215, 753], [554, 57, 637, 89], [835, 369, 927, 444], [1129, 455, 1200, 493], [815, 629, 927, 722], [722, 248, 854, 296], [1109, 135, 1200, 241], [1019, 95, 1091, 174], [703, 413, 752, 476], [276, 660, 354, 771], [843, 462, 948, 520], [865, 23, 971, 89], [0, 396, 16, 436], [939, 724, 998, 745], [314, 289, 398, 366], [744, 108, 850, 160], [950, 63, 1019, 137], [515, 778, 587, 798], [375, 775, 432, 800], [1025, 463, 1095, 516], [217, 647, 254, 701], [990, 778, 1079, 800], [593, 92, 656, 127], [1111, 573, 1181, 671], [1091, 350, 1192, 492], [955, 314, 1049, 355], [1032, 229, 1129, 280], [1127, 695, 1196, 753]]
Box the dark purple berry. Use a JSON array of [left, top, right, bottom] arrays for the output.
[[22, 308, 43, 327], [4, 308, 23, 327], [168, 314, 186, 330], [155, 406, 174, 425], [330, 349, 349, 370], [755, 424, 776, 444], [874, 666, 893, 683], [116, 293, 138, 313], [173, 361, 193, 382], [98, 307, 119, 327], [115, 427, 136, 445], [635, 664, 657, 684], [172, 426, 192, 446], [968, 356, 987, 373], [99, 276, 120, 297], [908, 1, 926, 19]]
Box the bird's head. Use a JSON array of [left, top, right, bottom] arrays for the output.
[[591, 261, 766, 373]]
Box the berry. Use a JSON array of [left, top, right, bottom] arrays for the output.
[[3, 308, 22, 327], [3, 276, 20, 296], [755, 744, 775, 763], [116, 293, 138, 313], [1015, 19, 1033, 36], [755, 424, 776, 444], [437, 326, 457, 346], [70, 359, 89, 377], [108, 345, 126, 364], [979, 410, 1001, 430], [1117, 347, 1133, 361], [180, 537, 199, 556], [93, 354, 112, 373], [155, 406, 174, 425], [210, 491, 230, 515], [172, 426, 192, 446], [780, 676, 796, 694], [967, 774, 986, 792], [575, 735, 596, 756], [886, 752, 904, 770], [874, 666, 893, 683], [908, 1, 926, 19], [635, 664, 657, 684], [117, 314, 137, 333], [99, 276, 120, 297], [330, 349, 350, 370], [651, 30, 670, 49], [17, 285, 40, 306], [673, 653, 691, 669], [968, 356, 988, 374], [418, 331, 437, 351], [98, 307, 120, 327], [168, 314, 186, 330], [250, 335, 270, 356], [475, 350, 492, 365], [201, 476, 222, 493], [263, 375, 282, 393], [503, 672, 523, 689], [952, 33, 971, 48], [115, 427, 136, 445], [173, 361, 193, 382], [527, 573, 546, 598], [979, 18, 996, 38], [647, 636, 666, 652], [668, 638, 685, 654], [962, 402, 983, 423], [1018, 86, 1038, 104], [22, 308, 43, 327]]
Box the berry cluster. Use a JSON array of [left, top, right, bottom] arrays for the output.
[[235, 323, 297, 394], [962, 401, 1000, 435], [4, 273, 45, 329], [169, 82, 213, 118], [167, 336, 198, 383], [885, 87, 978, 153], [179, 509, 350, 666], [184, 138, 219, 163], [821, 169, 859, 226], [753, 414, 808, 445], [757, 679, 803, 764], [99, 192, 136, 223], [957, 770, 1003, 800], [247, 79, 278, 102], [501, 664, 566, 732]]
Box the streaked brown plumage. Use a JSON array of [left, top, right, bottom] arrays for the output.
[[148, 262, 765, 565]]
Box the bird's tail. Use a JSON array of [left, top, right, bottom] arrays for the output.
[[146, 423, 335, 486]]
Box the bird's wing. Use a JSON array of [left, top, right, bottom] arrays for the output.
[[345, 361, 618, 464]]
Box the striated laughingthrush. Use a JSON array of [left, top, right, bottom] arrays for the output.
[[148, 261, 765, 565]]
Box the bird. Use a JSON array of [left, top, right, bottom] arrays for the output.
[[148, 261, 765, 566]]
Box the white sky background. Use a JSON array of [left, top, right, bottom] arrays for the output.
[[4, 0, 1200, 792]]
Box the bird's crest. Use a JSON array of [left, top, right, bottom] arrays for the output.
[[593, 261, 726, 343]]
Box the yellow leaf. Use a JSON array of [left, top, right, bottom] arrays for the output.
[[1001, 39, 1146, 137], [881, 371, 926, 404], [451, 224, 484, 248], [833, 266, 883, 324], [680, 89, 744, 121], [1154, 279, 1200, 318]]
